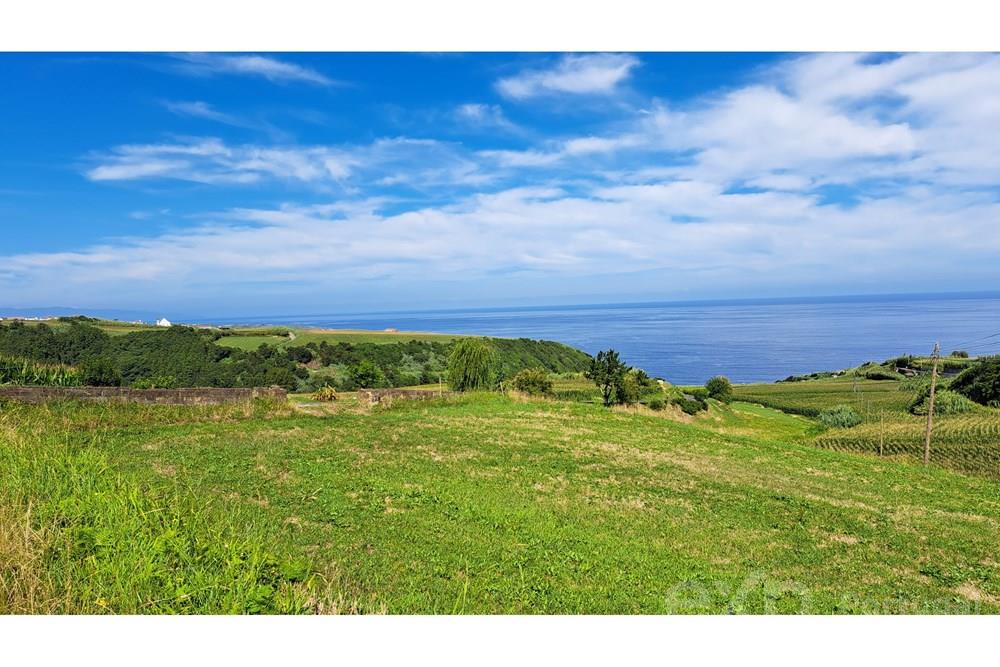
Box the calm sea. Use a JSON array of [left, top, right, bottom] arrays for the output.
[[220, 293, 1000, 384]]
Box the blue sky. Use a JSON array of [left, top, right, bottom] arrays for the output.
[[2, 52, 999, 318]]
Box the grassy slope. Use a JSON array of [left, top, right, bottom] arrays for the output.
[[3, 394, 998, 614]]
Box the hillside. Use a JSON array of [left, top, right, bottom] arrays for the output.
[[3, 393, 998, 613], [0, 319, 591, 392]]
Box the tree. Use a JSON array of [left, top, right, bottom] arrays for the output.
[[705, 375, 733, 403], [348, 359, 387, 388], [447, 338, 500, 392], [585, 349, 628, 407]]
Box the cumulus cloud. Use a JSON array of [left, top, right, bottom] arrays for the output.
[[496, 54, 639, 99], [11, 52, 1000, 310]]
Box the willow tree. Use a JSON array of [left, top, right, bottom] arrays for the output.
[[447, 338, 500, 392]]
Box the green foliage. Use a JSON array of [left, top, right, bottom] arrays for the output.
[[0, 356, 82, 386], [860, 367, 905, 381], [909, 389, 979, 416], [447, 338, 500, 392], [131, 375, 178, 389], [673, 395, 708, 415], [510, 368, 554, 396], [348, 359, 387, 389], [585, 349, 628, 407], [951, 350, 969, 358], [705, 375, 733, 403], [951, 357, 1000, 406], [615, 371, 642, 406], [79, 357, 123, 387], [646, 397, 666, 411], [818, 405, 863, 429]]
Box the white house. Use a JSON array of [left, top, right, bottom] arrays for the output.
[[155, 318, 172, 327]]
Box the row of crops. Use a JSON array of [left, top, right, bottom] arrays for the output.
[[732, 378, 916, 419], [0, 356, 82, 386], [734, 376, 1000, 479], [815, 414, 1000, 478]]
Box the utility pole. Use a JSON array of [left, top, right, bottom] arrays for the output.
[[923, 342, 940, 466]]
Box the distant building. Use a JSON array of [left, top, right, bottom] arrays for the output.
[[384, 327, 398, 332], [156, 318, 172, 327]]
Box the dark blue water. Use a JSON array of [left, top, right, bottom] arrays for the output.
[[217, 293, 1000, 384]]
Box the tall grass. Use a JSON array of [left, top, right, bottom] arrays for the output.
[[0, 356, 82, 387], [0, 399, 325, 614]]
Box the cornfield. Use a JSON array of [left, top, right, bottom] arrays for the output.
[[815, 412, 1000, 478], [0, 356, 82, 387]]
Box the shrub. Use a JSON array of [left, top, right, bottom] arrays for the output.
[[131, 375, 177, 389], [688, 387, 710, 401], [313, 385, 338, 402], [950, 358, 1000, 405], [646, 397, 666, 411], [447, 338, 500, 392], [674, 396, 708, 415], [950, 350, 969, 358], [818, 405, 862, 429], [615, 372, 641, 406], [909, 389, 978, 416], [861, 367, 904, 381], [510, 368, 553, 396], [705, 375, 733, 402], [79, 357, 122, 387]]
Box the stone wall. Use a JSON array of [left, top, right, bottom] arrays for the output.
[[0, 386, 286, 405], [357, 388, 454, 406]]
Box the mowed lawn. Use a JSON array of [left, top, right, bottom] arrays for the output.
[[3, 394, 999, 614]]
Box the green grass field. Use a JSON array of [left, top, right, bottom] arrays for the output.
[[3, 393, 999, 614]]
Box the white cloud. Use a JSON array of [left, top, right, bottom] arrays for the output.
[[24, 52, 1000, 310], [452, 103, 521, 133], [170, 53, 335, 86], [496, 54, 638, 99]]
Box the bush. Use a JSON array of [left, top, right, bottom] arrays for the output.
[[861, 367, 904, 381], [447, 338, 500, 392], [674, 396, 708, 415], [646, 397, 666, 411], [688, 387, 710, 401], [80, 357, 123, 387], [705, 375, 733, 402], [951, 350, 969, 358], [818, 405, 862, 429], [950, 358, 1000, 405], [510, 368, 553, 396], [313, 385, 338, 402], [909, 389, 978, 416], [615, 372, 642, 406], [131, 375, 177, 389]]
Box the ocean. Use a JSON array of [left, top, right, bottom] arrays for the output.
[[218, 293, 1000, 384]]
